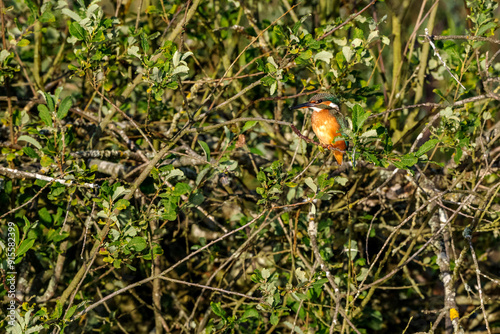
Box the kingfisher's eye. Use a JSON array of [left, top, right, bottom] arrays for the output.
[[317, 99, 323, 103]]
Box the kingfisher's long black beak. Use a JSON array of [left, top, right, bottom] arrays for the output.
[[290, 102, 314, 110]]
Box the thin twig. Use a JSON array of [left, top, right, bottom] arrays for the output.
[[214, 3, 300, 90], [369, 94, 493, 119], [308, 206, 361, 334], [0, 167, 97, 189], [427, 34, 500, 45], [466, 232, 492, 334], [95, 89, 156, 155], [318, 0, 377, 40], [158, 276, 262, 301], [76, 210, 269, 317], [424, 28, 466, 90]]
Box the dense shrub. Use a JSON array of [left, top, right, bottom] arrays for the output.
[[1, 0, 499, 333]]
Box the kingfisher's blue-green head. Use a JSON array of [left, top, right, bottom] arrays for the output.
[[291, 93, 339, 112]]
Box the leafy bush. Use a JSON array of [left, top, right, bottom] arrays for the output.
[[1, 0, 499, 333]]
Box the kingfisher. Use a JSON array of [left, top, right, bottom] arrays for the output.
[[291, 93, 346, 165]]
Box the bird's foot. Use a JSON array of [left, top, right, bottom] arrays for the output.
[[325, 144, 345, 153]]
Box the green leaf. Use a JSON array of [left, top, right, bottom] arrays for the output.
[[111, 185, 129, 201], [127, 45, 141, 59], [166, 81, 178, 90], [113, 199, 130, 211], [52, 300, 63, 319], [306, 38, 321, 50], [17, 135, 42, 149], [62, 8, 81, 22], [241, 308, 259, 320], [251, 269, 263, 283], [23, 146, 40, 159], [261, 268, 271, 279], [162, 199, 178, 221], [65, 305, 78, 320], [242, 121, 257, 132], [304, 177, 317, 193], [400, 154, 418, 167], [196, 167, 211, 185], [211, 302, 226, 317], [172, 50, 181, 67], [367, 30, 379, 43], [477, 22, 497, 36], [312, 278, 329, 288], [17, 239, 35, 257], [40, 10, 55, 23], [38, 104, 52, 127], [270, 81, 277, 95], [352, 105, 370, 132], [40, 155, 54, 167], [314, 50, 333, 63], [18, 39, 30, 47], [220, 159, 238, 171], [273, 25, 284, 36], [140, 33, 150, 53], [265, 62, 277, 73], [181, 51, 193, 61], [295, 267, 307, 282], [335, 176, 348, 186], [49, 184, 65, 197], [54, 86, 63, 105], [198, 140, 210, 162], [415, 139, 439, 157], [189, 192, 205, 206], [292, 20, 301, 35], [69, 21, 85, 40], [127, 237, 147, 252], [172, 65, 189, 76], [364, 152, 380, 165], [43, 92, 55, 112], [0, 49, 11, 63], [317, 174, 329, 188], [342, 46, 353, 62], [441, 108, 459, 122], [57, 96, 72, 120], [361, 129, 378, 139], [332, 37, 347, 46], [299, 49, 312, 60], [113, 259, 122, 269], [266, 56, 278, 72], [270, 312, 279, 326], [454, 147, 463, 164], [336, 51, 345, 69], [292, 292, 308, 301], [353, 27, 364, 40], [261, 76, 275, 87], [172, 182, 191, 196]]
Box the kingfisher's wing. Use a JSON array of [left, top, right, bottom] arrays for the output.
[[329, 109, 348, 133]]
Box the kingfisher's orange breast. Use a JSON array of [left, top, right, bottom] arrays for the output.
[[311, 109, 346, 164]]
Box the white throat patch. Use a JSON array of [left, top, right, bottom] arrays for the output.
[[311, 102, 338, 112]]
